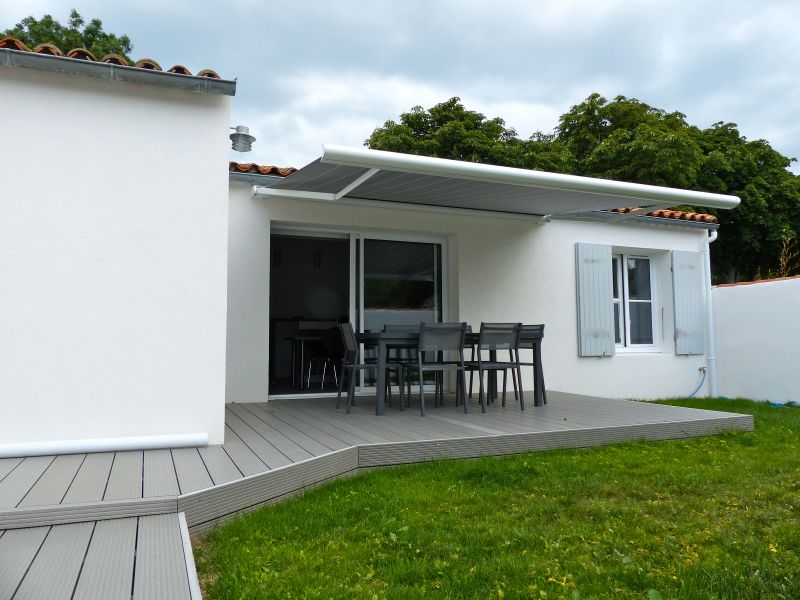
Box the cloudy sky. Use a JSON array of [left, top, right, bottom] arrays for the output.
[[3, 1, 799, 173]]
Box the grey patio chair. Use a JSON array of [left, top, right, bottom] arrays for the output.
[[401, 322, 469, 416], [464, 323, 523, 412], [336, 322, 403, 413]]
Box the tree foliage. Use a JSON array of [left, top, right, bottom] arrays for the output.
[[3, 9, 132, 62], [366, 95, 800, 282]]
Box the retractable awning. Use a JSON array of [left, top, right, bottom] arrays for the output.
[[253, 145, 740, 220]]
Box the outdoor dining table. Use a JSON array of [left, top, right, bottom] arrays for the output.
[[357, 327, 546, 415]]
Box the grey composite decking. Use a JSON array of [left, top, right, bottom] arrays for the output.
[[0, 513, 198, 600], [0, 392, 753, 598], [0, 392, 752, 534]]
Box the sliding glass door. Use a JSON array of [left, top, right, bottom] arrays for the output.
[[363, 238, 443, 332]]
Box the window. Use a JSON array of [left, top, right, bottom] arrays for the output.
[[612, 254, 655, 347]]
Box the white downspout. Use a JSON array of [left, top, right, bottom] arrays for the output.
[[704, 229, 719, 396]]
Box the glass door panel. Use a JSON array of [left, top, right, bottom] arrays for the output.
[[363, 239, 442, 331], [360, 238, 443, 388]]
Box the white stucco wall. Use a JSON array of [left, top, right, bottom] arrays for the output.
[[0, 67, 230, 448], [227, 183, 711, 403], [713, 277, 800, 403]]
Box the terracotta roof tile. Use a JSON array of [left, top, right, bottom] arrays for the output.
[[133, 58, 161, 70], [100, 53, 128, 65], [229, 162, 297, 177], [32, 43, 62, 56], [0, 36, 30, 51], [66, 47, 96, 61], [609, 207, 717, 224], [167, 65, 192, 75], [0, 35, 223, 79]]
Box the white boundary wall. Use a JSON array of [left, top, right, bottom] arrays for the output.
[[226, 182, 711, 403], [713, 276, 800, 403], [0, 68, 230, 447]]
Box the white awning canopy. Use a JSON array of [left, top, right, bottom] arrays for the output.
[[253, 145, 740, 220]]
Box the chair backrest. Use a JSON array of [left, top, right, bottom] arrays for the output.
[[383, 324, 423, 332], [418, 322, 466, 356], [478, 322, 522, 351], [338, 323, 359, 365], [519, 324, 544, 347]]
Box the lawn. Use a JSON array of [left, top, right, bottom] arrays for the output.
[[194, 399, 800, 599]]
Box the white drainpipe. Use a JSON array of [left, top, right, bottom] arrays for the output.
[[704, 229, 719, 396]]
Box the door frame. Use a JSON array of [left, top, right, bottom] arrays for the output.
[[268, 225, 449, 399]]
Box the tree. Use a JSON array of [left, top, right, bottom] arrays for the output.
[[367, 95, 800, 283], [3, 9, 132, 62], [365, 97, 574, 174]]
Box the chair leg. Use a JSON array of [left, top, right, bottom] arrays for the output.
[[321, 361, 327, 390], [511, 368, 519, 402], [459, 369, 469, 414], [398, 368, 405, 412], [517, 364, 525, 411], [478, 369, 487, 413], [418, 368, 426, 416], [347, 367, 357, 414], [336, 366, 346, 409], [502, 370, 508, 407]]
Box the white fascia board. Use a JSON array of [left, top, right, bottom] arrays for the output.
[[321, 144, 741, 210]]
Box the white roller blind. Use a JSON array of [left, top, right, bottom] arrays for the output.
[[575, 243, 615, 357], [672, 250, 705, 355]]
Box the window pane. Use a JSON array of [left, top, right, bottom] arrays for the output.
[[613, 301, 621, 344], [629, 302, 653, 344], [612, 257, 619, 299], [364, 239, 440, 331], [627, 257, 651, 300]]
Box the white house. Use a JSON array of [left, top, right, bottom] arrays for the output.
[[1, 38, 739, 458]]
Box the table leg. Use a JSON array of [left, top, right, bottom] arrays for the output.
[[534, 342, 544, 407], [488, 349, 499, 402], [376, 339, 387, 415]]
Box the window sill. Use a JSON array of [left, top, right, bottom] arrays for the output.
[[614, 346, 663, 355]]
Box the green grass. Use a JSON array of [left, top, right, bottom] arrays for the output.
[[194, 399, 800, 599]]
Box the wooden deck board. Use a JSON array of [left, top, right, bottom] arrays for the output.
[[19, 454, 85, 507], [0, 455, 54, 509], [63, 452, 114, 504], [228, 404, 315, 463], [220, 425, 269, 476], [172, 448, 214, 494], [225, 409, 294, 469], [143, 449, 179, 498], [259, 401, 371, 447], [14, 521, 94, 600], [72, 517, 137, 600], [0, 525, 49, 599], [133, 514, 191, 600], [240, 403, 340, 455], [0, 458, 23, 484], [198, 445, 243, 485], [267, 399, 393, 445], [104, 451, 143, 501]]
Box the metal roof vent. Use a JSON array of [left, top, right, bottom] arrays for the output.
[[230, 125, 256, 152]]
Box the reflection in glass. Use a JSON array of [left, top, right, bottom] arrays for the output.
[[627, 257, 651, 300], [364, 240, 441, 332], [629, 303, 654, 344]]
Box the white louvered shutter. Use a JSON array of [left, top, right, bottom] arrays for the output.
[[671, 250, 705, 355], [575, 243, 615, 357]]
